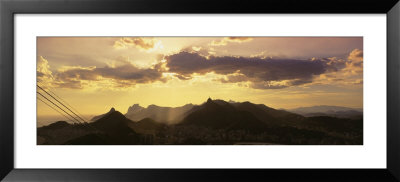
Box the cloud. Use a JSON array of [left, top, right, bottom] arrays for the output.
[[37, 56, 54, 88], [162, 52, 332, 89], [38, 56, 167, 89], [180, 46, 216, 57], [210, 37, 253, 46], [37, 56, 52, 77], [43, 54, 107, 68], [348, 48, 363, 62], [54, 63, 166, 89], [96, 65, 163, 82], [113, 37, 162, 51], [312, 49, 363, 86], [226, 37, 253, 42], [344, 49, 363, 75], [250, 79, 312, 89], [37, 48, 363, 90]]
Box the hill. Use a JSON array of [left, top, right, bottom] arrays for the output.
[[38, 100, 363, 145], [90, 107, 116, 121], [125, 103, 194, 124], [288, 105, 363, 119], [180, 98, 268, 131], [128, 117, 166, 134], [38, 108, 141, 145], [232, 101, 306, 126]]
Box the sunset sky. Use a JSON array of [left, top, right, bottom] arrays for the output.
[[37, 37, 363, 121]]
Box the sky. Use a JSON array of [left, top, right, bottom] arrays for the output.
[[37, 37, 363, 121]]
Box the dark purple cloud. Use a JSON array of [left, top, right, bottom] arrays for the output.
[[162, 52, 335, 89]]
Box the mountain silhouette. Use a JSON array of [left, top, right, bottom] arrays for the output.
[[37, 120, 90, 145], [38, 99, 363, 145], [180, 99, 308, 129], [90, 107, 116, 121], [181, 98, 268, 131], [125, 103, 194, 124], [39, 108, 142, 145], [90, 109, 136, 136], [178, 98, 361, 134], [125, 99, 310, 127], [128, 117, 166, 134], [288, 105, 363, 119], [232, 102, 286, 126], [68, 110, 140, 145], [38, 120, 70, 130]]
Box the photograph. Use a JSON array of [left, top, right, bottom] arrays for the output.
[[1, 0, 398, 180], [36, 37, 363, 145]]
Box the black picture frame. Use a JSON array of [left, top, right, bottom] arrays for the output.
[[1, 0, 399, 181]]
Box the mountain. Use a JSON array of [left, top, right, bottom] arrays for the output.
[[180, 98, 268, 131], [125, 103, 194, 124], [232, 101, 306, 126], [68, 110, 140, 145], [288, 105, 363, 119], [37, 100, 363, 145], [90, 107, 116, 121], [90, 110, 136, 136], [37, 121, 91, 145], [38, 120, 70, 130], [127, 118, 166, 134], [124, 99, 309, 127], [38, 108, 141, 145], [180, 99, 361, 133]]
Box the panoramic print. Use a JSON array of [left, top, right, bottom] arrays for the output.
[[37, 37, 363, 145]]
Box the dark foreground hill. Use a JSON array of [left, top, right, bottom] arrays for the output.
[[288, 105, 363, 119], [180, 98, 268, 131], [38, 99, 363, 145], [173, 99, 362, 145], [38, 108, 141, 145]]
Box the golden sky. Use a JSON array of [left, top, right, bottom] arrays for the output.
[[37, 37, 363, 120]]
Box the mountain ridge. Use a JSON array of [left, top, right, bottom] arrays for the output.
[[38, 98, 363, 145], [90, 107, 116, 121], [125, 103, 194, 124], [288, 105, 363, 119]]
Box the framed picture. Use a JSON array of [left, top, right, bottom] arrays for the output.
[[1, 0, 399, 181]]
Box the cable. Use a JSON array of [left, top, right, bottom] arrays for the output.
[[37, 80, 90, 122], [37, 85, 87, 123], [36, 82, 100, 133], [37, 91, 83, 124], [37, 97, 76, 124]]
